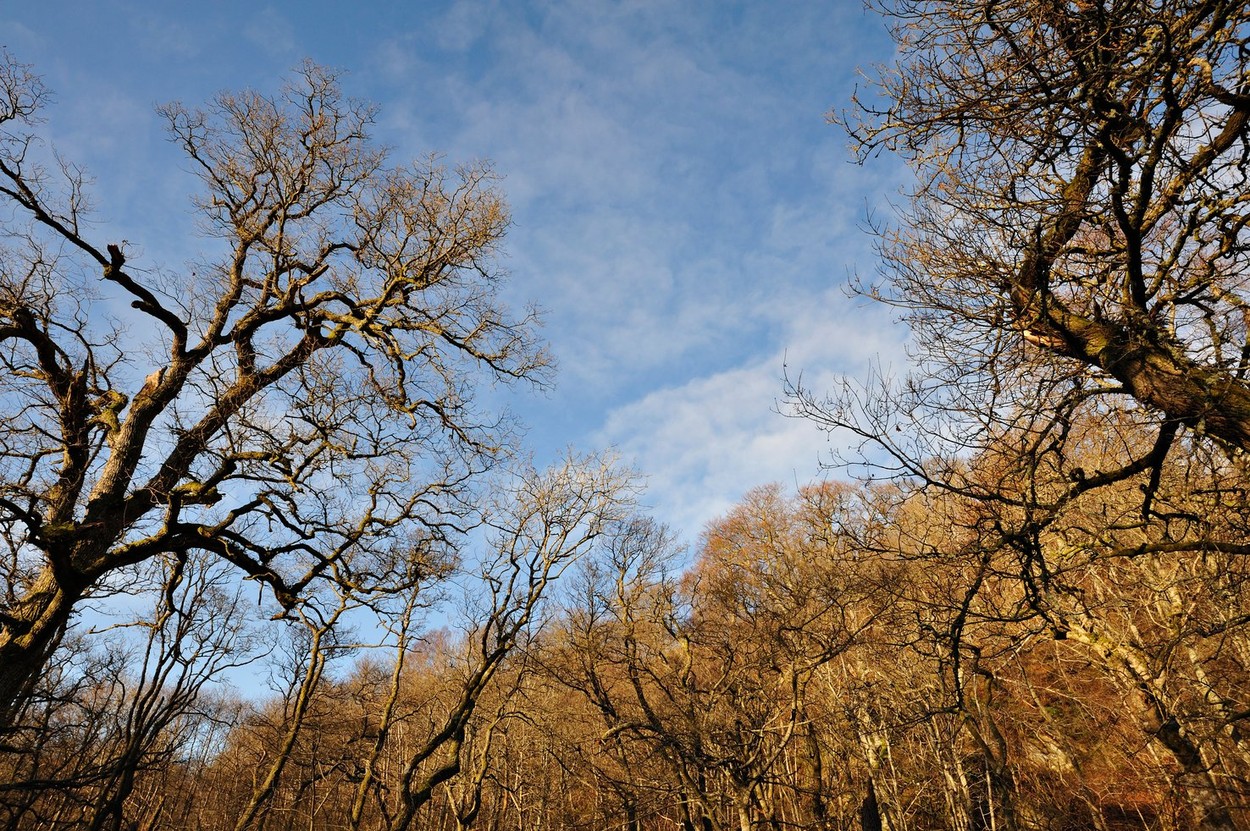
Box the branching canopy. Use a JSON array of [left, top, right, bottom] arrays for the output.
[[0, 57, 550, 721]]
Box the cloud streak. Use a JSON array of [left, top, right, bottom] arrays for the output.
[[7, 0, 908, 541]]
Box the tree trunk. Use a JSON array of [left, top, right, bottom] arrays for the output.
[[1151, 715, 1243, 831], [1065, 624, 1243, 831], [0, 568, 80, 729], [859, 779, 883, 831]]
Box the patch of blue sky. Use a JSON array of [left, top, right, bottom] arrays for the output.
[[4, 0, 911, 545]]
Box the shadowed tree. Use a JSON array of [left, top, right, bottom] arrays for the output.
[[828, 0, 1250, 454], [789, 7, 1250, 824]]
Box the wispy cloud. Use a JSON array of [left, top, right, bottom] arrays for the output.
[[365, 0, 906, 536], [7, 0, 906, 542], [243, 8, 298, 57], [597, 286, 907, 540]]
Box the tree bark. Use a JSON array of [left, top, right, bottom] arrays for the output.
[[0, 569, 80, 730]]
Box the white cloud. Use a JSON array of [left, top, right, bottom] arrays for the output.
[[244, 8, 297, 57], [435, 0, 501, 53], [367, 1, 915, 544], [597, 286, 907, 541]]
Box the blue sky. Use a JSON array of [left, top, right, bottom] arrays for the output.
[[5, 1, 909, 543]]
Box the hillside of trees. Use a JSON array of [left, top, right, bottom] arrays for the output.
[[4, 1, 1250, 830]]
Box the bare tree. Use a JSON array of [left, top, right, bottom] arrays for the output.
[[540, 488, 897, 831], [0, 54, 549, 725], [789, 7, 1250, 822], [383, 453, 632, 831], [0, 553, 256, 831], [230, 593, 351, 831], [832, 0, 1250, 454], [84, 554, 259, 831]]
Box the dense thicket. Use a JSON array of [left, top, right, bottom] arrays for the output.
[[8, 454, 1249, 830]]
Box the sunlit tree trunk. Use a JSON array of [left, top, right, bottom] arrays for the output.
[[233, 599, 346, 831]]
